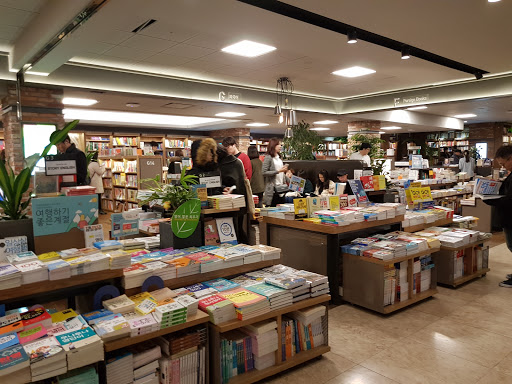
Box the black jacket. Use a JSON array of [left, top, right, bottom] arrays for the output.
[[218, 155, 248, 213], [483, 172, 512, 228], [60, 143, 87, 185]]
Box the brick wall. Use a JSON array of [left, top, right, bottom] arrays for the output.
[[209, 128, 251, 153], [347, 120, 381, 133]]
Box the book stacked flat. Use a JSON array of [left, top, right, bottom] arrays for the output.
[[0, 343, 31, 384], [246, 283, 293, 310], [81, 309, 114, 326], [55, 327, 104, 370], [241, 320, 278, 370], [295, 270, 330, 297], [130, 292, 158, 316], [46, 259, 71, 280], [37, 251, 61, 262], [130, 344, 161, 379], [372, 240, 408, 258], [166, 257, 200, 277], [174, 295, 199, 317], [249, 244, 281, 261], [93, 315, 130, 341], [210, 247, 245, 268], [6, 251, 38, 265], [185, 252, 224, 273], [208, 195, 233, 209], [24, 336, 67, 381], [107, 250, 132, 270], [106, 352, 133, 384], [59, 247, 98, 260], [231, 274, 264, 288], [184, 283, 218, 299], [120, 239, 145, 250], [137, 236, 160, 250], [143, 260, 176, 281], [219, 288, 269, 320], [231, 244, 263, 264], [198, 295, 236, 324], [128, 315, 159, 337], [225, 194, 246, 208], [0, 313, 24, 335], [17, 323, 47, 344], [123, 264, 152, 289], [155, 327, 207, 357], [204, 278, 240, 292], [93, 240, 122, 251], [21, 308, 52, 329], [86, 253, 111, 273], [150, 288, 177, 307], [63, 185, 97, 195], [133, 359, 159, 384], [103, 294, 136, 314], [0, 264, 22, 289], [58, 366, 99, 384], [154, 302, 187, 329]]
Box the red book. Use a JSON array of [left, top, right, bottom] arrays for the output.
[[359, 176, 374, 191], [185, 252, 222, 264], [20, 309, 51, 328], [198, 294, 230, 312]]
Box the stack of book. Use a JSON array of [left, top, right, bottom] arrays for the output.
[[123, 264, 152, 289], [21, 308, 52, 330], [221, 330, 254, 382], [185, 252, 224, 273], [107, 250, 132, 270], [7, 251, 38, 265], [0, 264, 22, 289], [249, 244, 280, 261], [15, 260, 48, 284], [131, 344, 161, 384], [0, 343, 31, 383], [62, 186, 97, 195], [241, 320, 278, 370], [93, 315, 130, 341], [143, 260, 176, 281], [156, 326, 207, 357], [264, 272, 309, 302], [226, 194, 246, 208], [120, 239, 145, 250], [295, 270, 330, 297], [209, 247, 245, 268], [47, 259, 71, 280], [207, 195, 234, 209], [166, 257, 201, 277], [93, 240, 122, 252], [246, 283, 293, 310], [198, 295, 236, 324], [153, 302, 187, 329], [231, 244, 263, 264], [0, 313, 25, 335], [204, 278, 240, 293], [106, 352, 133, 384], [130, 292, 158, 316], [150, 288, 177, 306], [175, 296, 199, 317], [103, 295, 136, 314], [24, 336, 67, 380], [37, 251, 61, 262], [55, 327, 104, 370], [128, 315, 159, 337], [138, 236, 160, 250], [219, 288, 269, 320], [18, 323, 47, 344], [85, 253, 111, 273], [184, 283, 218, 300]]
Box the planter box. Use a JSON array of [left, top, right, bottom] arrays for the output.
[[0, 218, 35, 252], [159, 221, 202, 249]]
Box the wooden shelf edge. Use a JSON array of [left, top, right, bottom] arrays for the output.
[[202, 208, 241, 214], [342, 248, 440, 265], [212, 295, 331, 333], [451, 268, 490, 287], [227, 345, 331, 384], [103, 311, 210, 352], [381, 288, 438, 314]]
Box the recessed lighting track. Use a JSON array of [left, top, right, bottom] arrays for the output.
[[236, 0, 489, 78]]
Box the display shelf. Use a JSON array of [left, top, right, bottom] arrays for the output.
[[342, 247, 440, 266], [103, 311, 210, 352], [123, 259, 279, 296], [202, 208, 241, 214], [440, 238, 489, 252], [403, 217, 453, 233], [381, 288, 438, 314], [211, 295, 330, 333], [0, 269, 124, 303], [262, 216, 404, 235], [452, 268, 490, 287]]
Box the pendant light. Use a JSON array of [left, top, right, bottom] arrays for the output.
[[286, 109, 297, 127], [275, 77, 295, 125], [285, 127, 293, 138]]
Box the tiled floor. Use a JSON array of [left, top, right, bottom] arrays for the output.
[[266, 237, 512, 384]]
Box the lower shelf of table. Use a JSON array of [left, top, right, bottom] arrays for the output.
[[227, 345, 331, 384], [381, 288, 438, 314], [444, 268, 490, 287]]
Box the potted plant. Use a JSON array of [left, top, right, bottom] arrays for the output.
[[138, 168, 202, 248], [0, 120, 80, 250], [282, 120, 324, 160]]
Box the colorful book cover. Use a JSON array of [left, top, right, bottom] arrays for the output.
[[246, 283, 287, 298], [347, 180, 368, 204], [204, 218, 221, 246], [328, 196, 340, 211], [50, 309, 78, 324], [184, 283, 209, 293], [23, 336, 63, 362], [17, 324, 47, 344], [289, 176, 306, 194], [46, 323, 68, 337], [219, 288, 266, 308], [0, 236, 28, 260], [186, 252, 222, 265], [0, 332, 20, 350], [93, 240, 122, 250], [55, 327, 96, 345], [264, 274, 306, 290], [0, 264, 20, 278], [0, 344, 29, 372], [81, 309, 114, 324], [359, 176, 374, 191], [20, 309, 51, 328], [293, 198, 308, 219], [216, 217, 238, 245], [204, 278, 240, 292], [166, 257, 196, 269], [198, 295, 232, 312]]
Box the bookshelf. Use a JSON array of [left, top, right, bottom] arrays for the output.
[[249, 139, 269, 154], [165, 136, 192, 158], [342, 247, 440, 314], [209, 295, 330, 384], [85, 133, 111, 153], [426, 128, 471, 153], [433, 238, 491, 287], [315, 141, 349, 159], [140, 134, 165, 156]]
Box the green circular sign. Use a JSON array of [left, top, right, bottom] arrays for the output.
[[171, 199, 201, 238]]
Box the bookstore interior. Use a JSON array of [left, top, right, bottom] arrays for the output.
[[1, 1, 512, 384]]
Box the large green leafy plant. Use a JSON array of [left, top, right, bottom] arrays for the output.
[[139, 168, 198, 213], [0, 120, 80, 220], [282, 120, 323, 160], [349, 133, 385, 159]]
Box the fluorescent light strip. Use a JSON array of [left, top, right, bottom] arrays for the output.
[[221, 40, 276, 57], [453, 114, 477, 118], [405, 106, 428, 111], [215, 112, 246, 118], [310, 127, 330, 131], [26, 71, 50, 76], [63, 97, 98, 106], [314, 120, 338, 125], [63, 108, 224, 126], [246, 123, 269, 127], [381, 126, 402, 130], [332, 66, 376, 78]]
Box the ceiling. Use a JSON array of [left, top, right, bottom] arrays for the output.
[[0, 0, 511, 135]]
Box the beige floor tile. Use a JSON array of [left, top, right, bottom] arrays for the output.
[[410, 317, 512, 368], [406, 293, 467, 317], [475, 369, 512, 384], [443, 303, 512, 338], [361, 339, 488, 384], [325, 365, 399, 384], [494, 350, 512, 376]]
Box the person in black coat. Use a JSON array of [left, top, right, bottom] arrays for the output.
[[54, 134, 87, 185], [483, 145, 512, 287]]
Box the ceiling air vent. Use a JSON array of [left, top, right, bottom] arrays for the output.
[[132, 19, 157, 33], [162, 102, 194, 109]]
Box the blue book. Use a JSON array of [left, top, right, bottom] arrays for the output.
[[184, 283, 209, 293], [0, 332, 20, 351], [93, 240, 122, 250], [0, 344, 29, 374], [204, 278, 240, 292], [81, 309, 114, 324], [47, 259, 70, 271]]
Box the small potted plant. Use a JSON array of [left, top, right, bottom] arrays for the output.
[[0, 120, 79, 250]]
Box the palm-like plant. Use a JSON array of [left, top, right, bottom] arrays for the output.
[[0, 120, 80, 220]]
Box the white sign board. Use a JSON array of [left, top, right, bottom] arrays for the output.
[[84, 224, 104, 248], [199, 176, 222, 188], [45, 159, 77, 176]]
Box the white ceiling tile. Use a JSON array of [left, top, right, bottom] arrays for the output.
[[120, 35, 178, 54], [184, 34, 229, 50], [88, 56, 140, 71], [0, 6, 33, 27], [99, 30, 134, 45], [208, 65, 252, 77], [0, 0, 44, 12], [70, 54, 101, 65], [181, 59, 226, 72], [0, 24, 21, 41], [162, 44, 215, 59], [83, 42, 116, 55], [139, 22, 199, 43], [141, 52, 192, 67], [103, 45, 155, 61], [0, 38, 11, 52]]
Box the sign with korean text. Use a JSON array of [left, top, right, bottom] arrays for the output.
[[171, 199, 201, 239], [111, 212, 139, 238], [32, 195, 99, 237], [84, 224, 104, 248]]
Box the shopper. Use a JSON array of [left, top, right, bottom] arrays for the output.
[[297, 170, 314, 195], [187, 138, 222, 194], [336, 169, 354, 195], [451, 148, 463, 164], [262, 138, 288, 206], [88, 152, 106, 214], [314, 169, 335, 196], [222, 137, 252, 180], [459, 150, 476, 178], [52, 133, 88, 185], [349, 143, 372, 167], [217, 145, 248, 243], [168, 148, 183, 167], [483, 146, 512, 287], [247, 146, 264, 207]]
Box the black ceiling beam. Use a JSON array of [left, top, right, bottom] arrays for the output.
[[236, 0, 489, 77]]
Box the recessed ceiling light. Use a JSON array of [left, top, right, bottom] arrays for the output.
[[310, 127, 330, 131], [381, 126, 402, 130], [63, 108, 224, 126], [453, 114, 477, 118], [26, 71, 50, 76], [246, 123, 269, 127], [62, 97, 98, 106], [126, 103, 140, 108], [488, 0, 501, 3], [405, 106, 428, 111], [378, 131, 385, 134], [313, 120, 338, 125], [332, 66, 376, 78], [215, 112, 246, 118], [221, 40, 276, 57]]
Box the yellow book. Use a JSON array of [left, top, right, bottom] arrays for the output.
[[129, 292, 155, 305], [378, 175, 386, 190], [328, 196, 340, 211], [293, 198, 308, 219], [50, 309, 77, 323], [37, 252, 60, 262], [372, 175, 380, 191]]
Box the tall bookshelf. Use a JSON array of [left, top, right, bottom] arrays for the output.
[[165, 136, 192, 159], [85, 133, 111, 153], [250, 139, 270, 155], [426, 129, 470, 153], [140, 134, 165, 156]]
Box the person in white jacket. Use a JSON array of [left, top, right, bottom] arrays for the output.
[[88, 152, 106, 214]]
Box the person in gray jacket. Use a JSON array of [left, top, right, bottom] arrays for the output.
[[262, 138, 289, 206]]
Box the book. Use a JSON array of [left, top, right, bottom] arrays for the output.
[[216, 217, 238, 245], [7, 251, 38, 265], [204, 218, 221, 246], [20, 308, 52, 329], [17, 324, 47, 344], [50, 308, 78, 324], [0, 236, 28, 263], [0, 344, 30, 377], [347, 179, 368, 204], [204, 278, 240, 292], [93, 240, 122, 251], [0, 332, 20, 350], [37, 251, 60, 262], [289, 175, 306, 193], [293, 198, 308, 219]]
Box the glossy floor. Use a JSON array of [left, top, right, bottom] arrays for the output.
[[267, 237, 512, 384]]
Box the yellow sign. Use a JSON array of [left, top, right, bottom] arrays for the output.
[[419, 187, 432, 201], [409, 188, 422, 202], [410, 182, 422, 188]]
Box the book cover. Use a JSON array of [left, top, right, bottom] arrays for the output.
[[0, 321, 24, 336], [0, 236, 28, 261], [55, 327, 97, 345], [216, 217, 238, 245], [359, 176, 374, 191], [289, 176, 306, 194], [81, 309, 114, 324], [0, 344, 29, 373], [186, 252, 222, 264], [50, 309, 78, 324], [198, 295, 232, 312], [347, 180, 368, 204], [204, 218, 221, 246], [23, 336, 63, 362], [219, 288, 266, 308], [20, 309, 51, 328], [0, 264, 20, 278], [328, 196, 340, 211], [0, 332, 20, 350], [93, 240, 122, 250], [37, 252, 60, 262], [17, 324, 47, 344], [293, 198, 308, 219], [204, 278, 240, 292], [265, 274, 306, 290]]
